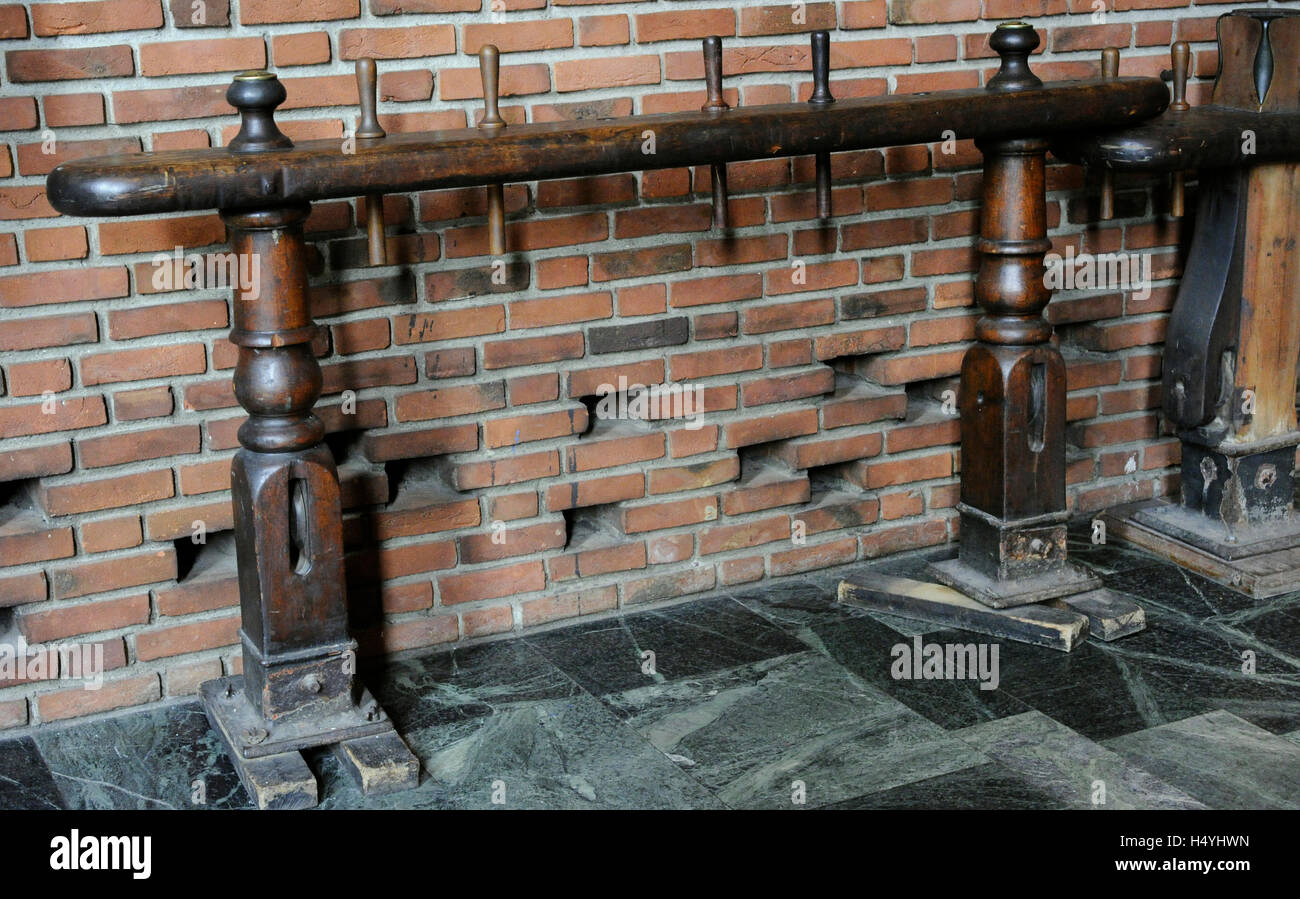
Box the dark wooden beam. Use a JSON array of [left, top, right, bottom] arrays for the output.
[[48, 78, 1167, 217]]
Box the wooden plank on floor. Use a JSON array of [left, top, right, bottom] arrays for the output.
[[1048, 588, 1145, 641], [837, 573, 1089, 652], [332, 730, 420, 796]]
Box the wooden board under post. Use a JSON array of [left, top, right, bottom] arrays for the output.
[[1102, 500, 1300, 598], [1047, 588, 1146, 640], [202, 703, 318, 810], [333, 731, 421, 796], [232, 752, 318, 811], [837, 574, 1090, 652]]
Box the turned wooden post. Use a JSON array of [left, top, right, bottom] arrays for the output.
[[199, 71, 418, 810], [930, 24, 1100, 608], [224, 203, 352, 720]]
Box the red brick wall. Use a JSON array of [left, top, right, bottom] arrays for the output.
[[0, 0, 1236, 729]]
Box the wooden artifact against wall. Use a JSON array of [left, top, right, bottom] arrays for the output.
[[1062, 9, 1300, 598], [844, 25, 1152, 650], [46, 26, 1169, 804]]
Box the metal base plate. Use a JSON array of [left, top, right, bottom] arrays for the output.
[[927, 557, 1101, 609], [202, 675, 392, 759], [1103, 500, 1300, 598]]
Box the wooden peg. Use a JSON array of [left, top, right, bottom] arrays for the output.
[[355, 58, 388, 266], [1099, 47, 1120, 221], [1169, 41, 1191, 218], [701, 36, 729, 229], [809, 30, 835, 220], [478, 44, 507, 256]]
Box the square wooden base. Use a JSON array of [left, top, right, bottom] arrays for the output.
[[838, 575, 1145, 652], [1102, 499, 1300, 598], [927, 556, 1101, 608], [202, 676, 419, 809]]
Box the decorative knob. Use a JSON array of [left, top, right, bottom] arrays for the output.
[[227, 70, 293, 153], [701, 36, 729, 229], [808, 30, 835, 220], [355, 57, 385, 139], [1169, 41, 1191, 111], [987, 22, 1042, 92], [809, 30, 833, 106], [1099, 48, 1120, 221], [479, 44, 505, 132], [478, 45, 507, 255]]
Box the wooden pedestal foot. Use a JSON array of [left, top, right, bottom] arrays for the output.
[[228, 751, 318, 811], [333, 732, 420, 796], [203, 675, 419, 807], [202, 694, 319, 810], [1048, 589, 1146, 641], [927, 556, 1100, 609], [1101, 500, 1300, 598]]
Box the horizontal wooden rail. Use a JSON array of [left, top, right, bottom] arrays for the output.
[[48, 77, 1168, 217], [1053, 105, 1300, 172]]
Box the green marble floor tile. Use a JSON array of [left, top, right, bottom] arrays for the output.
[[32, 701, 250, 810], [954, 711, 1206, 809], [315, 693, 725, 810], [825, 761, 1069, 810], [0, 737, 64, 810], [608, 651, 989, 809], [1104, 710, 1300, 809]]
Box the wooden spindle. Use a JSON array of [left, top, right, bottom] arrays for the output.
[[809, 30, 835, 220], [1169, 41, 1191, 218], [478, 44, 508, 256], [1099, 47, 1120, 221], [205, 70, 418, 809], [702, 36, 729, 229], [355, 58, 388, 266]]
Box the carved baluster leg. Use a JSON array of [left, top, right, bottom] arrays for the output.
[[929, 24, 1102, 609], [201, 71, 418, 808], [226, 205, 351, 720]]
